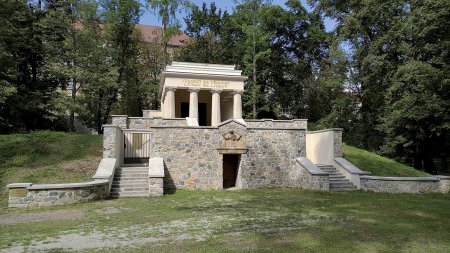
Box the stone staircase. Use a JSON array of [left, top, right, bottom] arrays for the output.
[[110, 166, 149, 197], [317, 164, 357, 191]]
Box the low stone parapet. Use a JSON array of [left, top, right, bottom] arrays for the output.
[[360, 176, 449, 193], [294, 157, 329, 190], [6, 158, 118, 208], [245, 119, 307, 129], [6, 181, 109, 208]]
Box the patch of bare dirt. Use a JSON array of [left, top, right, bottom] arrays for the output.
[[0, 209, 84, 225]]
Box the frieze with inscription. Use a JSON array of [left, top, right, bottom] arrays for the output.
[[182, 79, 230, 89]]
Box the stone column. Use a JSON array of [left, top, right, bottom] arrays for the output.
[[211, 90, 222, 126], [164, 87, 176, 118], [188, 89, 199, 119], [233, 90, 243, 119]]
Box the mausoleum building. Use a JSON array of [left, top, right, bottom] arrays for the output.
[[149, 62, 246, 126], [7, 62, 449, 208]]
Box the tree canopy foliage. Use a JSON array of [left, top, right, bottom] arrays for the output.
[[0, 0, 448, 173]]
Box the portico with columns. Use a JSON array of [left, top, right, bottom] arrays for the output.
[[152, 62, 247, 126]]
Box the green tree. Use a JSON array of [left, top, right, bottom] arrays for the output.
[[177, 2, 234, 64], [233, 0, 273, 119], [0, 0, 63, 133], [147, 0, 190, 65], [102, 0, 142, 117]]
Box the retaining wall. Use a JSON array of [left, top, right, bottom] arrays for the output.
[[6, 158, 118, 208], [360, 176, 450, 193]]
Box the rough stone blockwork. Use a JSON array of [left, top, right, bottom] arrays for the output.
[[246, 119, 307, 129], [148, 120, 307, 191], [151, 127, 222, 190], [129, 118, 154, 129], [360, 177, 445, 193], [8, 184, 109, 208], [103, 126, 122, 159], [292, 164, 329, 191], [149, 178, 164, 196], [240, 128, 306, 188]]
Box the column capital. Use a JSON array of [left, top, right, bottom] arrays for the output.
[[188, 88, 200, 93], [232, 90, 244, 95], [165, 87, 177, 92], [211, 89, 222, 94]]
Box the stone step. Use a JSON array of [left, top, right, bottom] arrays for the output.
[[329, 177, 346, 181], [329, 187, 356, 192], [112, 182, 148, 187], [116, 167, 148, 171], [110, 191, 149, 197], [111, 187, 149, 192], [328, 172, 344, 177], [318, 168, 335, 171], [330, 183, 356, 188], [115, 169, 148, 173], [113, 173, 148, 178]]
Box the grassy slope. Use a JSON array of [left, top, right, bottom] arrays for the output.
[[0, 131, 102, 208], [344, 144, 430, 177]]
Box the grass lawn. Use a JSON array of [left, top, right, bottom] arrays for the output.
[[0, 189, 449, 252], [343, 144, 430, 177], [0, 131, 103, 209]]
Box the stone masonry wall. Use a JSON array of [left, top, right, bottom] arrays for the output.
[[8, 183, 109, 208], [103, 125, 122, 160], [147, 120, 307, 191], [240, 128, 306, 188], [292, 163, 329, 190], [150, 127, 222, 190], [129, 118, 154, 129], [333, 130, 343, 157], [245, 119, 307, 129], [360, 177, 443, 193]]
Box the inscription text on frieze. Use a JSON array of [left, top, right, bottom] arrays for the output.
[[182, 79, 230, 89]]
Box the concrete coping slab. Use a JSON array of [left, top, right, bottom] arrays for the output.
[[437, 175, 450, 179], [149, 158, 165, 178], [247, 127, 306, 130], [245, 119, 308, 122], [217, 119, 247, 127], [93, 158, 117, 180], [307, 128, 343, 134], [334, 157, 371, 175], [27, 180, 109, 190], [6, 183, 33, 189], [296, 157, 328, 175], [360, 176, 441, 181]]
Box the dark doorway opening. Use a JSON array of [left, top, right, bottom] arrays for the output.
[[223, 154, 240, 189], [181, 102, 207, 126]]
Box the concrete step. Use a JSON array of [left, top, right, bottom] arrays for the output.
[[113, 173, 148, 178], [110, 191, 149, 197], [330, 183, 355, 187], [329, 177, 346, 181], [116, 167, 148, 171], [111, 187, 149, 192], [112, 182, 148, 187], [328, 174, 344, 178], [329, 187, 357, 192]]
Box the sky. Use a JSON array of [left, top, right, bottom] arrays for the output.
[[139, 0, 337, 32]]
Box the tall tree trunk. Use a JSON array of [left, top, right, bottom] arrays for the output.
[[252, 59, 257, 119], [97, 91, 103, 134], [70, 78, 76, 132]]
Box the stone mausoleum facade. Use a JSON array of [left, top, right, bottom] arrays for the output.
[[104, 62, 341, 194], [7, 62, 449, 207]]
